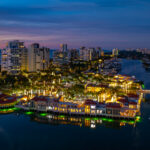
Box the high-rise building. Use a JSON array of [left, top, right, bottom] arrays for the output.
[[79, 47, 89, 61], [96, 47, 102, 58], [60, 44, 67, 52], [28, 43, 50, 72], [79, 47, 102, 61], [112, 48, 119, 56], [1, 40, 28, 74], [68, 49, 79, 61]]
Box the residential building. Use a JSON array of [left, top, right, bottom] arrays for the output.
[[79, 47, 102, 61], [28, 43, 50, 72], [79, 47, 90, 61], [1, 40, 28, 74]]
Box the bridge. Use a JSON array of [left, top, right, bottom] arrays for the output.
[[139, 90, 150, 94]]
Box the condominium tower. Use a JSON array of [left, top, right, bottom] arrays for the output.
[[1, 40, 28, 74], [28, 43, 50, 72]]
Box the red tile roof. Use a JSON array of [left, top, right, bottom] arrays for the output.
[[31, 96, 48, 102], [0, 97, 17, 104], [106, 103, 121, 109], [84, 99, 97, 105]]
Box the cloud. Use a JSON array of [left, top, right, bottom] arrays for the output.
[[0, 0, 150, 48]]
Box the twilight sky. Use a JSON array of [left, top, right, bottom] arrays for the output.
[[0, 0, 150, 49]]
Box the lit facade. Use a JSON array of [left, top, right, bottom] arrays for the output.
[[79, 47, 101, 61], [1, 40, 28, 74], [28, 43, 50, 72]]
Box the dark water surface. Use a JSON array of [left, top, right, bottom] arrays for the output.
[[0, 59, 150, 150]]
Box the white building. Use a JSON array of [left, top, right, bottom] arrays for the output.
[[28, 43, 50, 72], [1, 40, 28, 74]]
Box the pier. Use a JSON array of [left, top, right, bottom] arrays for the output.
[[140, 90, 150, 94]]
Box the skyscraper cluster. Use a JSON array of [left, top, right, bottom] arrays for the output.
[[53, 45, 102, 64], [0, 41, 103, 74], [1, 40, 50, 74], [79, 47, 102, 61]]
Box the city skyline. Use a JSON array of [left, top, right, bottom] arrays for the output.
[[0, 0, 150, 49]]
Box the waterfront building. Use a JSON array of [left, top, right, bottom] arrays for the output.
[[1, 40, 28, 74], [28, 43, 50, 72], [106, 103, 121, 116], [17, 90, 141, 119], [30, 96, 61, 111]]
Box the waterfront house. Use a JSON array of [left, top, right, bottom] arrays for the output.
[[84, 99, 106, 115], [106, 103, 121, 116], [30, 96, 60, 111]]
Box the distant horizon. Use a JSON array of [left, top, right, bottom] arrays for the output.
[[0, 40, 150, 50]]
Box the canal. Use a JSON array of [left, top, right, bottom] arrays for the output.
[[0, 59, 150, 150]]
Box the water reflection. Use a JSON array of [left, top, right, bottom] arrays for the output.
[[0, 107, 141, 129], [0, 107, 20, 114], [24, 112, 141, 129]]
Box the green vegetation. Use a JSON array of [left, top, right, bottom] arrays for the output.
[[0, 58, 142, 104]]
